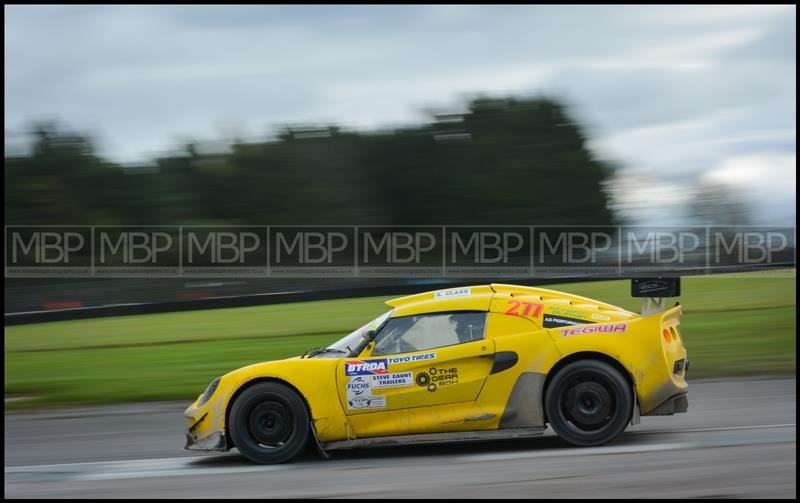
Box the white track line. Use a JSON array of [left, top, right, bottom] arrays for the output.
[[7, 456, 204, 471], [5, 456, 288, 482], [5, 423, 796, 482], [630, 423, 796, 435], [6, 443, 695, 482], [462, 442, 695, 463]]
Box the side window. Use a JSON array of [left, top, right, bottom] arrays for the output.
[[372, 312, 486, 356]]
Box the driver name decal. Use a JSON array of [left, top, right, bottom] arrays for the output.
[[435, 288, 470, 300]]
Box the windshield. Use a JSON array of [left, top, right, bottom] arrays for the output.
[[307, 310, 392, 358]]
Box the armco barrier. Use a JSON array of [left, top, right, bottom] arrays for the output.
[[5, 263, 794, 325], [4, 275, 614, 325]]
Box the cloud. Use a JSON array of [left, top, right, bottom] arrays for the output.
[[700, 153, 796, 224], [4, 5, 796, 224]]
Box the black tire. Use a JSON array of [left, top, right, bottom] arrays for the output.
[[229, 382, 310, 464], [545, 360, 633, 447]]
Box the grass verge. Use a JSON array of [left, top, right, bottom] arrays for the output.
[[5, 270, 795, 408]]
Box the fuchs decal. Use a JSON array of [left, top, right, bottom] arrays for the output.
[[561, 323, 628, 337], [345, 359, 388, 376], [345, 376, 387, 410], [345, 376, 371, 396]]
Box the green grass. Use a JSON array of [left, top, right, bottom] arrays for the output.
[[5, 270, 796, 408], [5, 296, 394, 353]]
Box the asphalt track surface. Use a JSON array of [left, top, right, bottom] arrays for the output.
[[5, 378, 796, 498]]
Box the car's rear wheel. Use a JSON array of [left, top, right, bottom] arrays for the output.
[[229, 382, 310, 464], [545, 359, 632, 446]]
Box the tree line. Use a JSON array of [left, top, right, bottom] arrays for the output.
[[4, 95, 617, 226]]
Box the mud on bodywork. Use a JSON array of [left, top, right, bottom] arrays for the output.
[[546, 305, 688, 416], [184, 385, 232, 452], [499, 372, 547, 428], [185, 431, 228, 451], [644, 392, 689, 416]]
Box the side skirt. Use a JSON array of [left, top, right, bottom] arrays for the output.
[[320, 427, 547, 451]]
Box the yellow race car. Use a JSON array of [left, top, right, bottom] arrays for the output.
[[185, 282, 688, 464]]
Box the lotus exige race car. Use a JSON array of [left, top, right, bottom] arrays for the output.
[[185, 282, 688, 464]]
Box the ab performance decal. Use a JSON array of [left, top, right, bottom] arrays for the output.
[[415, 367, 459, 393], [542, 314, 595, 328]]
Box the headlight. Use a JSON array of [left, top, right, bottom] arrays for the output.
[[198, 377, 221, 406]]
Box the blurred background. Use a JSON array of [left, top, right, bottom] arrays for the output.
[[4, 5, 796, 313], [3, 5, 796, 405], [3, 9, 796, 500], [5, 5, 796, 226]]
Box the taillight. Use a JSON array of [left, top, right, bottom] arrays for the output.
[[663, 328, 672, 343]]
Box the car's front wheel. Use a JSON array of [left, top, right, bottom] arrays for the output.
[[545, 359, 633, 446], [229, 381, 310, 464]]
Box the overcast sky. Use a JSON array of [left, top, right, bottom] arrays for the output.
[[4, 5, 796, 225]]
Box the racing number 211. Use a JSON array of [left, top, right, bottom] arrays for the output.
[[505, 300, 543, 318]]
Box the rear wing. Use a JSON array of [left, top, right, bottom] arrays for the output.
[[631, 278, 681, 316]]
